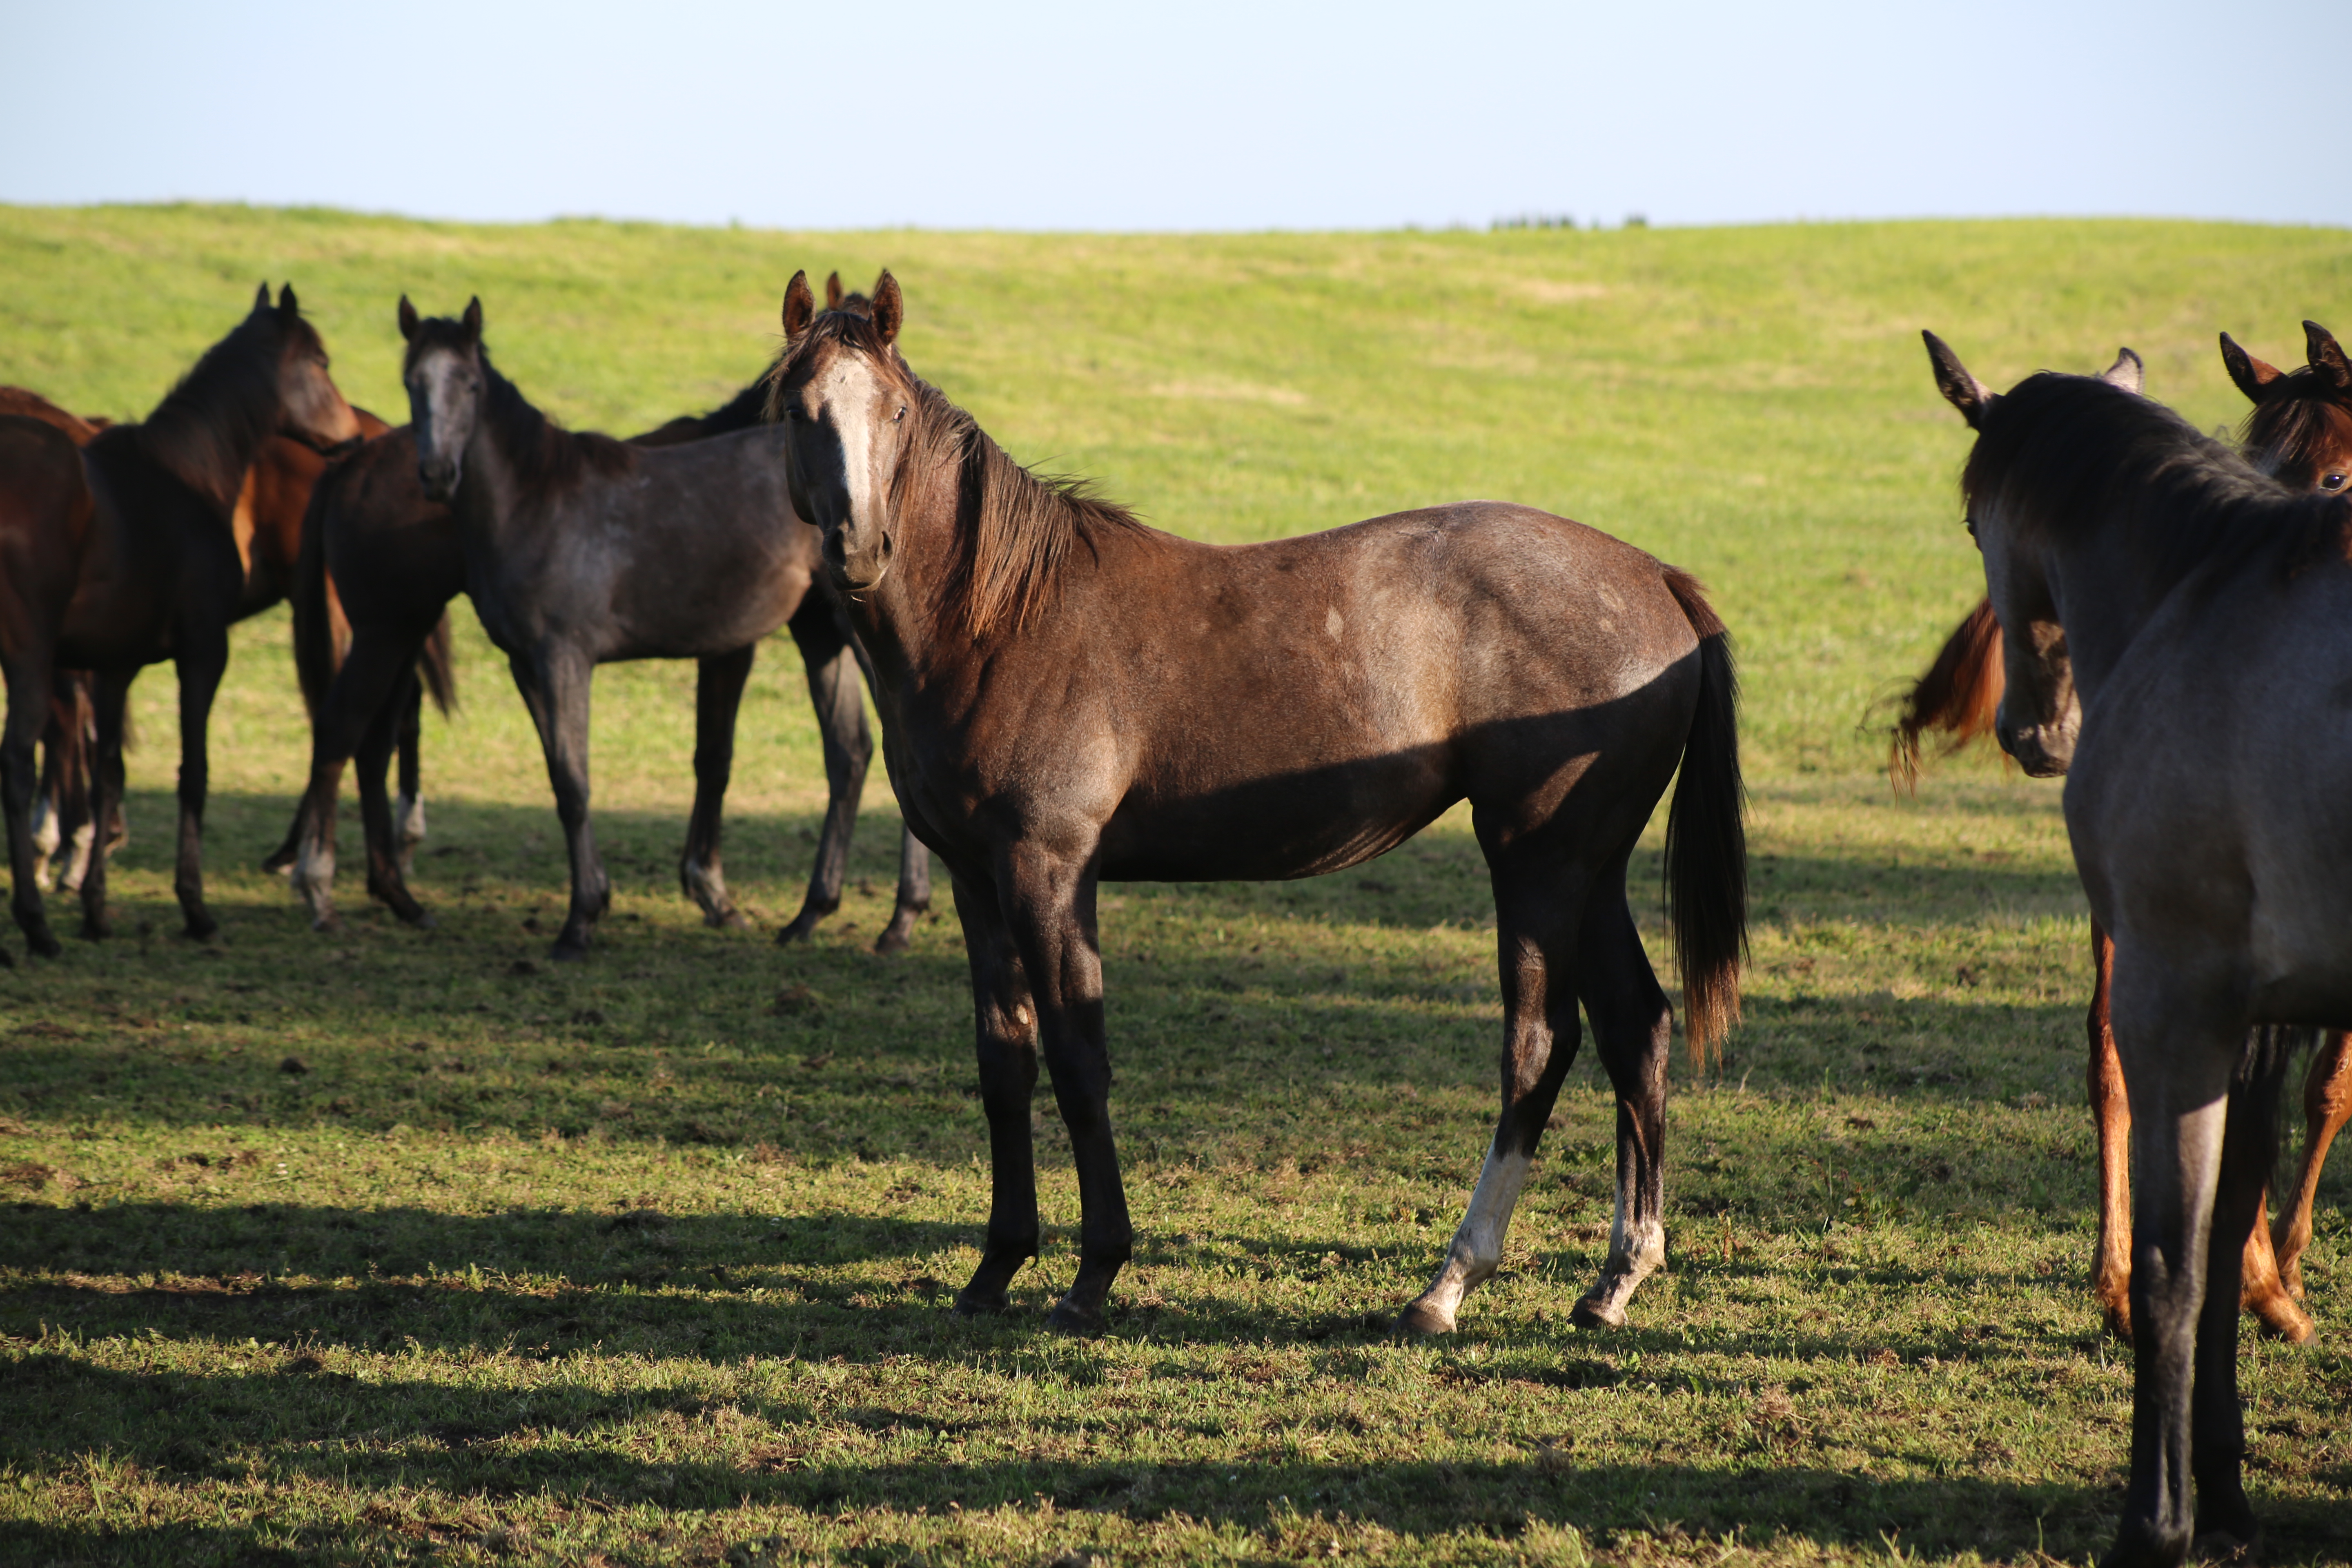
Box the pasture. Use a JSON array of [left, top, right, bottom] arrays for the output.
[[1, 204, 2348, 1564]]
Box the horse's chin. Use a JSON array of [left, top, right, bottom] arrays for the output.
[[1998, 726, 2073, 778]]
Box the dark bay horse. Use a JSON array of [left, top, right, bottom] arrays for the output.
[[0, 286, 362, 958], [1925, 332, 2352, 1566], [762, 270, 1746, 1336], [396, 295, 929, 959], [1891, 322, 2352, 1345]]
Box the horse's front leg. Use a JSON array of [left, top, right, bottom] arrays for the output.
[[2, 652, 62, 959], [77, 673, 131, 942], [355, 662, 433, 928], [776, 608, 867, 946], [998, 844, 1128, 1335], [2107, 964, 2245, 1568], [679, 644, 754, 930], [509, 648, 606, 960], [171, 639, 228, 940], [2272, 1029, 2352, 1306], [951, 868, 1042, 1315]]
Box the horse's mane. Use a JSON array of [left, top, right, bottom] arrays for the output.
[[774, 308, 1145, 637], [407, 317, 636, 493], [2241, 369, 2352, 489], [136, 307, 307, 509], [1965, 373, 2348, 589]]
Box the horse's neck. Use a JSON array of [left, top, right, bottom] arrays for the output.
[[454, 414, 527, 540], [2048, 508, 2216, 709], [139, 334, 279, 514]]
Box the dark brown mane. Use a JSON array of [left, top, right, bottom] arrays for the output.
[[2241, 375, 2352, 490], [1965, 373, 2343, 589], [137, 306, 309, 510], [773, 310, 1145, 637], [404, 317, 635, 494]]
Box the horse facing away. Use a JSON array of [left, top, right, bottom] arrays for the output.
[[1891, 322, 2352, 1346], [1926, 332, 2352, 1567], [0, 286, 362, 959], [397, 295, 928, 959], [764, 270, 1746, 1336]]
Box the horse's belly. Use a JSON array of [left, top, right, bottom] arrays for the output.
[[1098, 751, 1456, 882]]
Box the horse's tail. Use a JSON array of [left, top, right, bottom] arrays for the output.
[[290, 466, 343, 721], [416, 611, 459, 717], [1661, 567, 1748, 1067], [1887, 597, 2004, 791]]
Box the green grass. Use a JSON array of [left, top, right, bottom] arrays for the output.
[[1, 205, 2349, 1566]]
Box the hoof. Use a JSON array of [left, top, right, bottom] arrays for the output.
[[406, 909, 439, 931], [775, 916, 821, 947], [309, 912, 344, 936], [2253, 1302, 2315, 1345], [873, 920, 915, 956], [549, 941, 591, 964], [79, 916, 111, 942], [706, 907, 748, 932], [951, 1287, 1011, 1318], [1046, 1296, 1106, 1338], [0, 944, 12, 968], [24, 926, 63, 960], [1570, 1293, 1628, 1330], [261, 848, 294, 874], [183, 917, 220, 943], [1394, 1299, 1457, 1336], [2102, 1301, 2136, 1345]]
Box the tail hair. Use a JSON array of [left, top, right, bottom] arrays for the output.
[[416, 612, 459, 717], [1885, 598, 2003, 791], [1661, 568, 1748, 1065]]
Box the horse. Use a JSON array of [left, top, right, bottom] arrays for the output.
[[1924, 331, 2352, 1566], [275, 278, 929, 951], [394, 292, 931, 961], [0, 285, 363, 959], [1890, 322, 2352, 1345], [760, 270, 1746, 1336]]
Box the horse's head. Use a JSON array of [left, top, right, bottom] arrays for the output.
[[398, 295, 486, 504], [260, 283, 364, 456], [766, 268, 914, 593], [2227, 320, 2352, 496], [1922, 332, 2142, 777]]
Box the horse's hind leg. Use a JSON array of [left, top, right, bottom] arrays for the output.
[[1569, 885, 1675, 1329], [2087, 921, 2137, 1341], [679, 644, 754, 930], [1400, 853, 1588, 1336], [777, 608, 868, 946], [2272, 1030, 2352, 1309], [356, 664, 434, 927], [876, 823, 934, 956], [169, 639, 227, 941], [2, 653, 62, 958]]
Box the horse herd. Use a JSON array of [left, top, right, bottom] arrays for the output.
[[2, 273, 2347, 1564]]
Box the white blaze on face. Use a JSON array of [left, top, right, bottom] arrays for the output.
[[818, 353, 893, 542]]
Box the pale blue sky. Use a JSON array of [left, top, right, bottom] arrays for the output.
[[4, 0, 2344, 230]]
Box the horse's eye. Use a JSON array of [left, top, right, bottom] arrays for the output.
[[894, 405, 907, 423], [2323, 473, 2347, 492], [1963, 517, 1978, 538]]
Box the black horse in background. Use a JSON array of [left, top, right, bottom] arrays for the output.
[[274, 276, 930, 952]]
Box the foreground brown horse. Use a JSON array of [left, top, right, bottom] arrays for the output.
[[0, 286, 362, 958], [1891, 322, 2352, 1344], [763, 271, 1746, 1336], [1924, 330, 2352, 1568], [277, 277, 930, 949]]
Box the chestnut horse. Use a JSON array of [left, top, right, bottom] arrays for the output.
[[273, 275, 930, 950], [1923, 330, 2352, 1567], [1890, 322, 2352, 1344], [761, 271, 1746, 1336], [1, 286, 362, 958]]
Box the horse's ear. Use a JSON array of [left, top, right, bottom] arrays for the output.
[[277, 283, 299, 316], [873, 271, 902, 347], [825, 271, 845, 310], [2098, 347, 2143, 395], [461, 297, 483, 341], [253, 282, 273, 315], [2220, 332, 2283, 402], [2307, 320, 2351, 391], [398, 296, 420, 342], [1923, 331, 1994, 428], [781, 270, 815, 341]]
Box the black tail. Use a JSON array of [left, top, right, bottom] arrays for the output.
[[416, 612, 459, 717], [289, 464, 343, 721], [1661, 568, 1748, 1066]]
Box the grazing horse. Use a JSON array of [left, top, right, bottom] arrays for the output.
[[0, 286, 361, 958], [762, 270, 1746, 1336], [1891, 322, 2352, 1345], [1924, 332, 2352, 1566], [396, 294, 929, 960], [276, 277, 929, 948]]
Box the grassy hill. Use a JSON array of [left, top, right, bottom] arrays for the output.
[[1, 206, 2348, 1566]]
